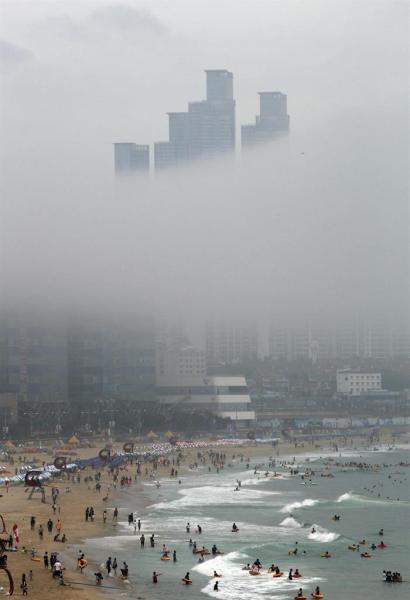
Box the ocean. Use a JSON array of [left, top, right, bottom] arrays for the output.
[[82, 446, 410, 599]]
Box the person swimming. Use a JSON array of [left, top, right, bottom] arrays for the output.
[[213, 570, 221, 577], [232, 523, 238, 531]]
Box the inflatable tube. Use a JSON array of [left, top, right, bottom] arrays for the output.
[[160, 556, 171, 561], [123, 442, 134, 453], [182, 578, 192, 584], [98, 448, 111, 462], [31, 557, 41, 562], [361, 553, 371, 558], [249, 571, 261, 576], [231, 529, 239, 533], [53, 456, 67, 470], [273, 572, 284, 577], [377, 544, 387, 548], [295, 596, 307, 600], [215, 551, 224, 555], [193, 549, 209, 555], [320, 554, 331, 558], [311, 594, 324, 599], [348, 546, 358, 550], [293, 574, 303, 578]]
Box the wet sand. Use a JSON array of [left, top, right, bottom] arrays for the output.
[[1, 432, 402, 598]]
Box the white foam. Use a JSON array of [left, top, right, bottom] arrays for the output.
[[279, 517, 303, 528], [195, 550, 324, 599], [336, 491, 353, 502], [148, 485, 281, 511], [308, 524, 339, 543], [280, 498, 319, 513]]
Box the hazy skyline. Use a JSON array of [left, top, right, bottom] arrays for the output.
[[0, 0, 408, 331]]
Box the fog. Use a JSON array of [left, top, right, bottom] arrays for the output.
[[0, 0, 408, 332]]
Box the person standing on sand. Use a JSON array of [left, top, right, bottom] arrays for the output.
[[85, 507, 89, 522], [105, 557, 112, 575], [56, 519, 61, 533], [140, 533, 145, 548], [30, 516, 35, 531], [21, 573, 28, 596], [43, 552, 49, 569], [112, 557, 117, 575], [137, 518, 141, 531], [38, 524, 44, 539], [47, 518, 53, 533]]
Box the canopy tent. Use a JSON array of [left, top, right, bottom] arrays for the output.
[[146, 431, 157, 439], [68, 435, 79, 445]]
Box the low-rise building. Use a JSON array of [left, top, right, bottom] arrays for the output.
[[156, 343, 255, 426], [336, 369, 382, 396]]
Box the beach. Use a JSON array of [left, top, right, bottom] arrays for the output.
[[1, 432, 408, 599]]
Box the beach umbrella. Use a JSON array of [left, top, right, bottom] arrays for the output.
[[68, 435, 79, 445], [146, 431, 158, 439], [4, 440, 15, 448], [164, 431, 174, 439]]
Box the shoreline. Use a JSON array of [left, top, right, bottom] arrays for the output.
[[2, 431, 406, 599]]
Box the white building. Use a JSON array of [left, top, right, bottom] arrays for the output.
[[156, 344, 255, 426], [336, 369, 382, 396]]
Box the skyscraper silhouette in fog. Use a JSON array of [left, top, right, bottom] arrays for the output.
[[154, 70, 235, 169]]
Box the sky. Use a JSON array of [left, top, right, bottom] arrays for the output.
[[0, 0, 408, 332]]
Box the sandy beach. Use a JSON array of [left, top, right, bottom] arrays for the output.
[[0, 431, 402, 599]]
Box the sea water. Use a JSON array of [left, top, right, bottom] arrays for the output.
[[83, 447, 410, 599]]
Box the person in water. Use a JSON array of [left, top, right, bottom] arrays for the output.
[[288, 568, 293, 580], [183, 572, 191, 582], [213, 570, 221, 577], [294, 569, 301, 577], [152, 571, 159, 584], [213, 581, 219, 591], [232, 523, 238, 531], [315, 586, 321, 594], [297, 590, 304, 598]]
